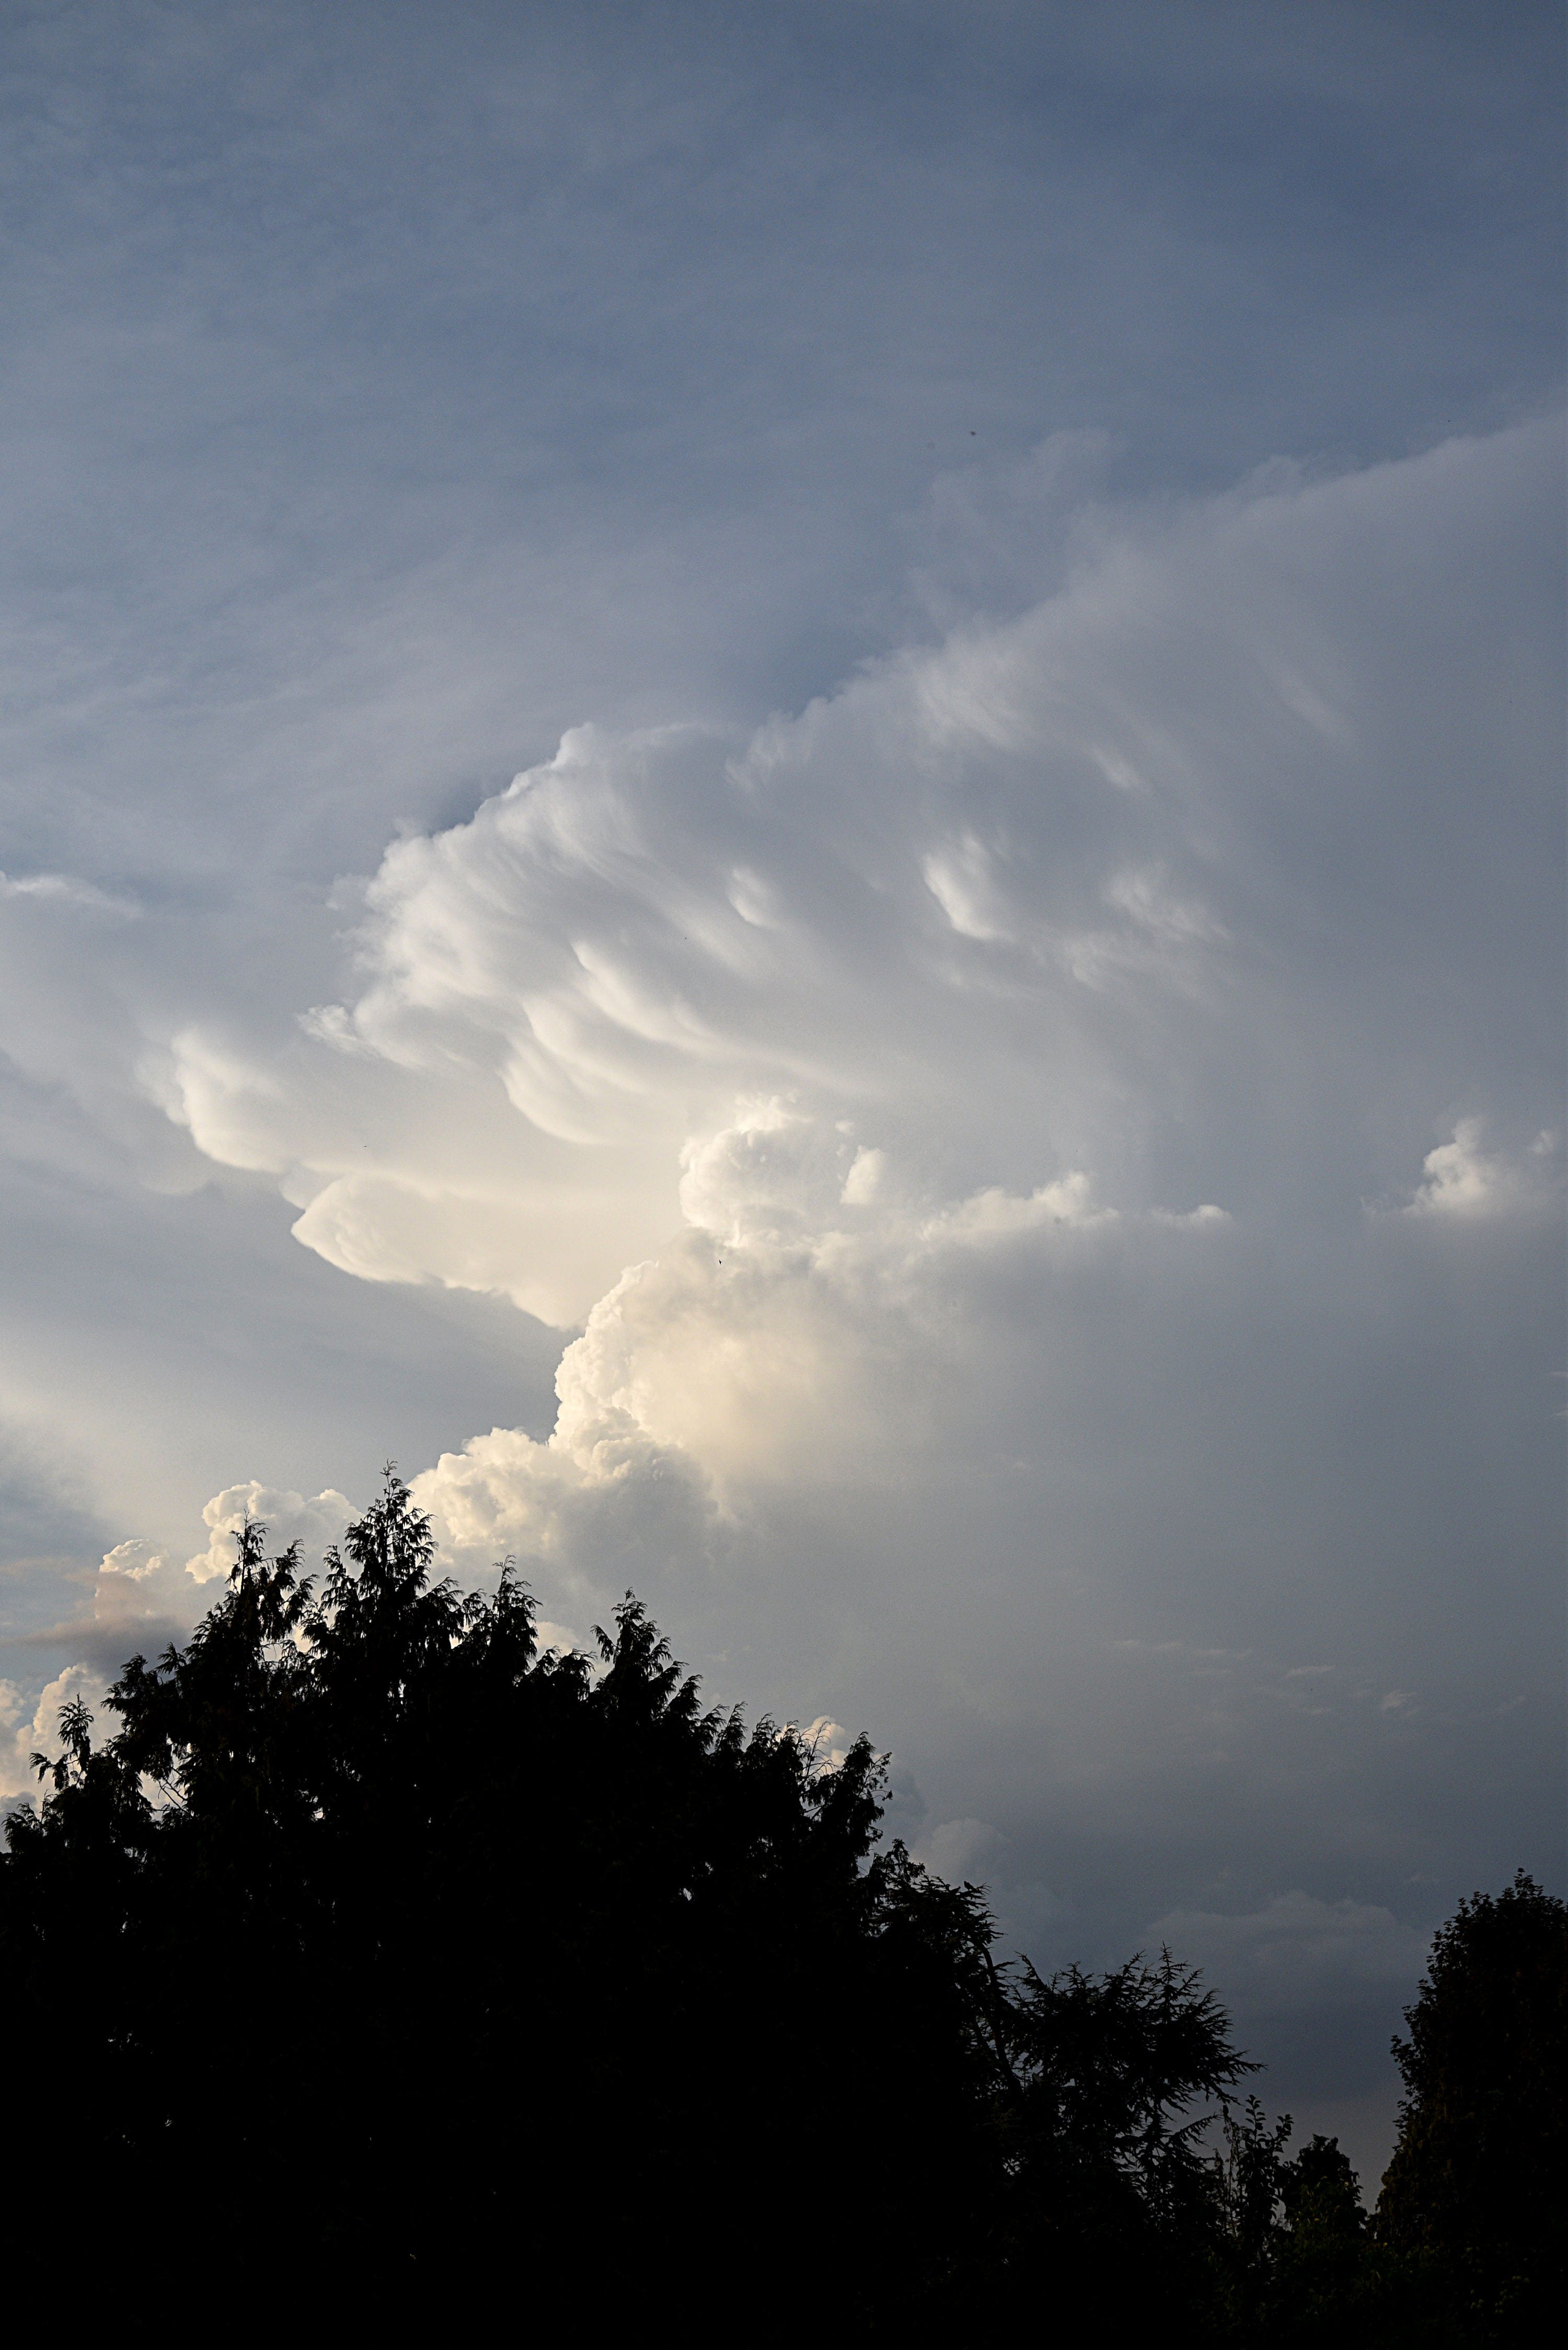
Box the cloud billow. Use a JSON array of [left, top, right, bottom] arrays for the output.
[[142, 428, 1560, 1704], [167, 420, 1562, 1312]]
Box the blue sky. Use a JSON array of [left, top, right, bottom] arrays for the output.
[[1, 0, 1563, 2185]]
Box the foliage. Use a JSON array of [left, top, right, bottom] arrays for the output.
[[1376, 1870, 1568, 2341], [1195, 1870, 1568, 2348], [0, 1470, 1559, 2340]]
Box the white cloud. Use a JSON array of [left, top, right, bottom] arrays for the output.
[[801, 1717, 855, 1771], [0, 424, 1559, 2066], [923, 1173, 1115, 1242], [1404, 1119, 1562, 1221], [66, 1484, 351, 1646], [126, 420, 1557, 1356], [185, 1483, 354, 1584], [0, 1483, 361, 1819], [99, 422, 1525, 1837], [0, 18, 1554, 2196], [410, 1094, 1237, 1606], [55, 1538, 202, 1658], [1, 1663, 108, 1813], [840, 1146, 885, 1207]]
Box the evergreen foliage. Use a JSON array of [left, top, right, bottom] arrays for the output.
[[0, 1471, 1559, 2340]]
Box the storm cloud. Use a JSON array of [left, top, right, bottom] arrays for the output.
[[1, 0, 1561, 2186]]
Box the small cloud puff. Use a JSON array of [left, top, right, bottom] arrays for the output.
[[1404, 1120, 1562, 1222], [800, 1717, 855, 1771], [924, 1172, 1114, 1242]]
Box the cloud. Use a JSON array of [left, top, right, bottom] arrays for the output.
[[185, 1483, 353, 1585], [1146, 1893, 1428, 2011], [232, 427, 1549, 1740], [0, 10, 1559, 2190], [917, 1817, 1011, 1884], [801, 1718, 855, 1772], [8, 1487, 356, 1702], [53, 426, 1539, 1903], [21, 1538, 200, 1673], [1, 1663, 108, 1814], [408, 1089, 1246, 1621], [145, 421, 1561, 1350], [0, 1481, 360, 1823], [0, 872, 139, 918], [0, 420, 1559, 2161], [1403, 1119, 1562, 1222], [924, 834, 1015, 943]]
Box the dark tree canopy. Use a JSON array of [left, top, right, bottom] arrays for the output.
[[0, 1470, 1559, 2343], [1376, 1870, 1567, 2335]]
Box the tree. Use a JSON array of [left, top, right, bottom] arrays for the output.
[[1, 1468, 1270, 2334], [1376, 1870, 1568, 2339]]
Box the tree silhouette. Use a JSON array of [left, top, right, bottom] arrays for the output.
[[7, 1469, 1550, 2340], [1377, 1870, 1567, 2338]]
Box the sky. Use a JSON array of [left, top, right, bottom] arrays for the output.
[[1, 0, 1563, 2185]]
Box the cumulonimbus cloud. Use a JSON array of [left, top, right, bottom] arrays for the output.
[[151, 418, 1561, 1340], [6, 423, 1560, 1985], [71, 425, 1555, 1855], [139, 427, 1566, 1656]]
